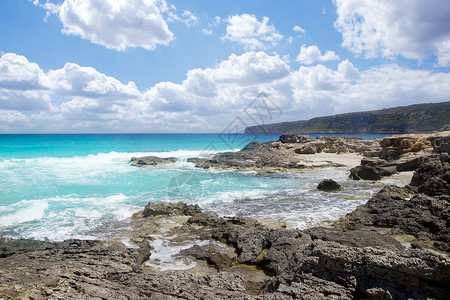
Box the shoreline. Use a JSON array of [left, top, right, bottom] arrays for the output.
[[0, 132, 449, 299]]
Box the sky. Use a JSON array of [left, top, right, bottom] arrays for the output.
[[1, 0, 450, 133]]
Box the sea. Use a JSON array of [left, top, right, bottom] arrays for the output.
[[0, 133, 406, 242]]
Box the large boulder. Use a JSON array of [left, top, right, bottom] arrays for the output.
[[317, 179, 341, 191], [349, 165, 382, 180]]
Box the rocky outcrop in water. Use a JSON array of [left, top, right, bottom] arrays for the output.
[[130, 156, 177, 167], [317, 179, 341, 191], [189, 135, 380, 172]]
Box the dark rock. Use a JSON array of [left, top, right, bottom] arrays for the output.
[[349, 165, 382, 180], [361, 157, 388, 166], [317, 179, 341, 191], [395, 157, 420, 172], [133, 201, 201, 218], [410, 154, 449, 187], [376, 165, 397, 176], [130, 156, 177, 167], [279, 135, 311, 144], [432, 136, 450, 154]]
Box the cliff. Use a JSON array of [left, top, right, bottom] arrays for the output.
[[245, 101, 450, 134]]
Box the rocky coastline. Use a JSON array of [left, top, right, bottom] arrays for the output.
[[1, 132, 449, 299]]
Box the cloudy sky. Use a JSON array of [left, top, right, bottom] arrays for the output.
[[1, 0, 450, 133]]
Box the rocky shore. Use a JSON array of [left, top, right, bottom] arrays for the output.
[[1, 132, 449, 299]]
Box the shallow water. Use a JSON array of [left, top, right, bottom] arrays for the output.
[[0, 133, 401, 242]]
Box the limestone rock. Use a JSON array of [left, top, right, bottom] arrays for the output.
[[130, 156, 177, 167]]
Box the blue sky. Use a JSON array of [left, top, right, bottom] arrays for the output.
[[1, 0, 450, 133]]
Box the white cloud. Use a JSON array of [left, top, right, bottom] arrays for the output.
[[1, 52, 449, 132], [37, 0, 174, 51], [334, 0, 450, 66], [223, 14, 283, 50], [47, 63, 140, 101], [296, 44, 340, 65], [0, 109, 30, 124], [181, 10, 198, 26], [0, 53, 53, 111], [202, 29, 213, 35], [293, 25, 306, 34]]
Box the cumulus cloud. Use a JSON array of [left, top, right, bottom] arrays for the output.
[[143, 51, 291, 116], [296, 44, 340, 65], [223, 14, 283, 50], [35, 0, 174, 51], [0, 53, 53, 111], [334, 0, 450, 66], [1, 51, 450, 132], [47, 63, 140, 100]]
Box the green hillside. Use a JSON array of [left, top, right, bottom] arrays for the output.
[[245, 101, 450, 134]]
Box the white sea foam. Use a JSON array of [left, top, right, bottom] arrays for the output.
[[145, 234, 212, 271], [0, 199, 49, 227]]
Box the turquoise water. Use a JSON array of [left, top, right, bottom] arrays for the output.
[[0, 133, 397, 241]]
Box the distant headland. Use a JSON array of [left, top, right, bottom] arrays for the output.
[[245, 101, 450, 134]]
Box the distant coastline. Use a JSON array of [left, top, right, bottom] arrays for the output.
[[245, 101, 450, 134]]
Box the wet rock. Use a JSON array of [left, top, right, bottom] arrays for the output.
[[349, 165, 382, 180], [130, 156, 177, 167], [317, 179, 341, 191], [133, 201, 201, 218]]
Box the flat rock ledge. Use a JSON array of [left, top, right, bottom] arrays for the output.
[[130, 156, 177, 167]]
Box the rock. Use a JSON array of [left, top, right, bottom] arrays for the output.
[[349, 165, 382, 180], [317, 179, 341, 191], [133, 201, 201, 218], [361, 157, 388, 166], [410, 154, 449, 187], [379, 137, 432, 160], [130, 156, 177, 167], [241, 141, 259, 151], [432, 136, 450, 154], [279, 135, 311, 144], [295, 145, 316, 154], [376, 165, 398, 176]]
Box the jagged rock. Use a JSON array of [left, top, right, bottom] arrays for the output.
[[279, 135, 311, 144], [379, 137, 432, 160], [410, 154, 449, 187], [133, 201, 201, 218], [317, 179, 341, 191], [349, 165, 382, 180], [432, 136, 450, 154], [130, 156, 177, 167]]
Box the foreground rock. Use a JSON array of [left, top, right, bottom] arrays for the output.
[[130, 155, 177, 167]]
